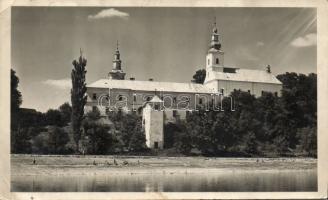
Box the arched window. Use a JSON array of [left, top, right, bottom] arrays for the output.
[[216, 58, 219, 64]]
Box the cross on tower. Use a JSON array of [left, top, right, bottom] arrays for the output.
[[80, 48, 83, 57]]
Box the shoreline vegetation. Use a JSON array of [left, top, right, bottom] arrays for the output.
[[11, 154, 316, 176], [11, 70, 317, 158]]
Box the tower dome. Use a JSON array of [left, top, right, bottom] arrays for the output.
[[108, 40, 126, 80], [210, 19, 221, 50]]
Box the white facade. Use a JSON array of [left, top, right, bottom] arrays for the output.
[[142, 97, 164, 149]]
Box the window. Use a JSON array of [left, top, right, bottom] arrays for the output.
[[146, 96, 152, 101], [248, 90, 251, 94], [154, 142, 159, 149], [261, 91, 264, 96], [199, 98, 203, 104], [92, 93, 97, 100], [118, 95, 123, 101], [223, 68, 236, 73], [133, 95, 137, 102], [106, 95, 109, 101], [216, 58, 219, 64], [173, 110, 177, 117], [154, 104, 160, 110], [220, 88, 224, 96], [173, 97, 177, 103], [274, 92, 278, 97]]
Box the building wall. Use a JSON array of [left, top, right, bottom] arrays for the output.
[[86, 86, 214, 116], [206, 52, 224, 68], [142, 104, 164, 149], [205, 80, 282, 97]]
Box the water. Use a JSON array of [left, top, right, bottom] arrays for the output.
[[11, 169, 317, 192]]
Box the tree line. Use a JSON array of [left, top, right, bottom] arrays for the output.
[[11, 66, 316, 157], [164, 70, 317, 157]]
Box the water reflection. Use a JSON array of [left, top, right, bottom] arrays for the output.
[[11, 169, 317, 192]]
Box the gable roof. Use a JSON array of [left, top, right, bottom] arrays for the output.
[[87, 79, 215, 93], [149, 95, 164, 103], [206, 68, 282, 84]]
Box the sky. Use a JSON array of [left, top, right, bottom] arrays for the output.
[[12, 7, 317, 112]]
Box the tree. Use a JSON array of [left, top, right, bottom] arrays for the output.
[[128, 119, 147, 152], [71, 52, 87, 152], [83, 108, 114, 154], [59, 102, 72, 126], [296, 127, 317, 157], [11, 69, 22, 113], [48, 126, 70, 154], [192, 69, 206, 84], [11, 69, 22, 135], [45, 109, 65, 127]]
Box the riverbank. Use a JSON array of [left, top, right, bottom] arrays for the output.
[[11, 154, 317, 176]]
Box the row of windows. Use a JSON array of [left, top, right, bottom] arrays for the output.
[[91, 90, 278, 103], [92, 93, 189, 103]]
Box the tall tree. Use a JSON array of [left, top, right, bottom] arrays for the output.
[[192, 69, 206, 84], [11, 69, 22, 130], [71, 51, 87, 152], [11, 69, 22, 112]]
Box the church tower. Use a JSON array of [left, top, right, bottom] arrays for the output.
[[205, 19, 225, 70], [108, 41, 126, 80]]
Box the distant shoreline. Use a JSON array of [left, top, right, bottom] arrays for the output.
[[11, 154, 317, 177]]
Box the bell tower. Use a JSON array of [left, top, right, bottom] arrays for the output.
[[206, 18, 225, 70], [108, 41, 126, 80]]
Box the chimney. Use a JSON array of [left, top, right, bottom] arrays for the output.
[[130, 77, 135, 80], [266, 65, 271, 73], [149, 78, 153, 81]]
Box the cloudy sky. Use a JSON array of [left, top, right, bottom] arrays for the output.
[[12, 7, 316, 112]]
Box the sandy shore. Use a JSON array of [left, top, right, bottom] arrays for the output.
[[11, 154, 317, 176]]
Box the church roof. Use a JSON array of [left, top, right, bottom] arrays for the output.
[[87, 79, 215, 93], [206, 68, 282, 84], [149, 95, 164, 103]]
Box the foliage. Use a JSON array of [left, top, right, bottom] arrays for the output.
[[192, 69, 206, 84], [59, 102, 72, 126], [167, 72, 317, 157], [45, 109, 65, 126], [11, 69, 22, 113], [71, 54, 87, 152], [83, 108, 114, 154], [11, 69, 22, 133], [48, 126, 70, 154], [109, 112, 147, 152]]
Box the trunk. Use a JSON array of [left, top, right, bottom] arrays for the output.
[[75, 140, 79, 153]]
